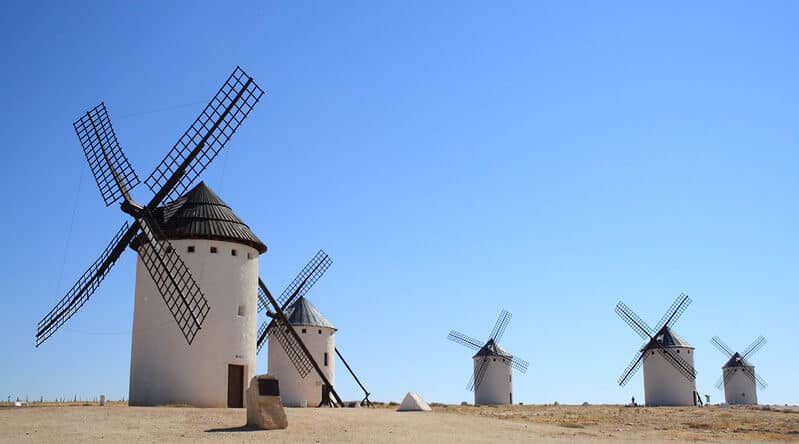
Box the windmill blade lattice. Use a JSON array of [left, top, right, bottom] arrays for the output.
[[654, 345, 696, 382], [447, 330, 483, 352], [754, 372, 768, 390], [74, 102, 140, 206], [488, 310, 511, 343], [258, 250, 332, 313], [618, 349, 645, 387], [145, 67, 265, 204], [615, 301, 654, 340], [711, 336, 735, 358], [742, 336, 767, 359], [256, 250, 333, 350], [269, 316, 313, 377], [467, 357, 491, 392], [653, 293, 691, 332], [136, 213, 210, 344], [508, 355, 529, 373], [35, 222, 135, 346]]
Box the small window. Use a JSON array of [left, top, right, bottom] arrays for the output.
[[318, 329, 322, 334], [231, 249, 237, 256], [493, 358, 496, 362], [676, 350, 680, 354], [187, 246, 195, 253], [237, 305, 245, 316], [324, 352, 328, 366], [301, 328, 307, 334], [166, 246, 173, 253], [247, 253, 252, 259], [509, 374, 512, 382], [210, 246, 217, 254], [651, 351, 655, 355]]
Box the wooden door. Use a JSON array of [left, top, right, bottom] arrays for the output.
[[227, 364, 244, 408]]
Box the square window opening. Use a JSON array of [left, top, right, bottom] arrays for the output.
[[210, 246, 218, 254], [187, 246, 195, 253], [231, 249, 237, 256], [237, 305, 245, 316]]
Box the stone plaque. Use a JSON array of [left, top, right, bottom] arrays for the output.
[[259, 378, 280, 396]]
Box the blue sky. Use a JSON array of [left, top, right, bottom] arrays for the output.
[[0, 1, 797, 405]]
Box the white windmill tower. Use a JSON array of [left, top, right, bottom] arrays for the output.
[[447, 310, 529, 405], [710, 336, 768, 405], [34, 68, 266, 408], [615, 294, 698, 406], [255, 251, 339, 407], [255, 250, 373, 408], [128, 182, 267, 407]]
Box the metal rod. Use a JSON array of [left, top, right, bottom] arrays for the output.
[[258, 278, 344, 407], [335, 347, 372, 406]]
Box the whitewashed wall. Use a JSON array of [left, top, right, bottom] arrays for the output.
[[642, 346, 697, 406], [473, 356, 512, 405], [723, 366, 757, 405], [268, 325, 335, 407], [128, 239, 259, 407]]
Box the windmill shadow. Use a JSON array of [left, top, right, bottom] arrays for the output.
[[205, 424, 261, 433]]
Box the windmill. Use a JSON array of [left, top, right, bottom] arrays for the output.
[[710, 335, 768, 405], [255, 250, 373, 407], [447, 310, 529, 405], [615, 293, 698, 406], [35, 67, 266, 407]]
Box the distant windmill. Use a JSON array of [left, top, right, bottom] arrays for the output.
[[255, 251, 372, 407], [710, 335, 768, 405], [447, 310, 529, 405], [615, 293, 698, 406]]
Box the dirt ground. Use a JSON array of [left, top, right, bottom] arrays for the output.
[[0, 403, 797, 443]]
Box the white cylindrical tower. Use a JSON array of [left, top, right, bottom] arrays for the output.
[[473, 339, 513, 405], [642, 327, 697, 406], [128, 182, 267, 407], [722, 353, 757, 405], [267, 296, 336, 407]]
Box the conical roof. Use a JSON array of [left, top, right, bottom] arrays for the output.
[[723, 352, 753, 368], [284, 296, 335, 330], [641, 326, 693, 351], [130, 182, 266, 253], [473, 338, 512, 358]]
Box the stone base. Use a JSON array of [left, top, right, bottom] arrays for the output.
[[246, 375, 288, 430]]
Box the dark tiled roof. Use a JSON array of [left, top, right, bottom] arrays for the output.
[[723, 352, 753, 368], [473, 338, 512, 358], [641, 326, 694, 351], [284, 296, 335, 329], [131, 181, 266, 253]]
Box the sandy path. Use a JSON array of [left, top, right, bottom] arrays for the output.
[[0, 405, 787, 443]]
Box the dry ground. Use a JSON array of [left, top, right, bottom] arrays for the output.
[[0, 402, 797, 443]]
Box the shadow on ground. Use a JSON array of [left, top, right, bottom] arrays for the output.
[[205, 425, 261, 433]]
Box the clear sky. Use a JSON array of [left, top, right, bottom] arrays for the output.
[[0, 1, 796, 405]]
